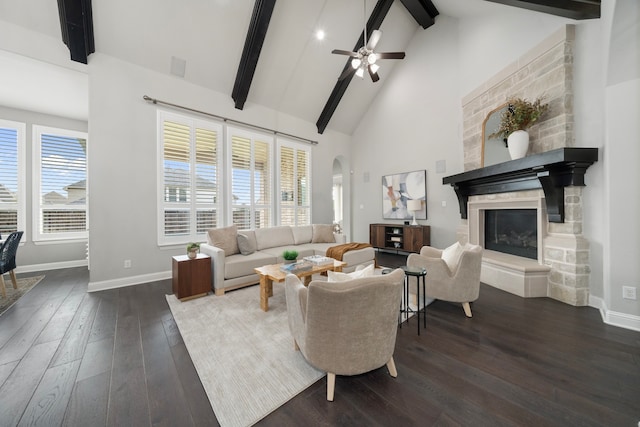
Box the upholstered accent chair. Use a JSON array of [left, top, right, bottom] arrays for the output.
[[284, 268, 404, 401], [407, 243, 483, 317], [0, 231, 23, 298]]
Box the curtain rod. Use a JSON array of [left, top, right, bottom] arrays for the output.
[[142, 95, 318, 145]]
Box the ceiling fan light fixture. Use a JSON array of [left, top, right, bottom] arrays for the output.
[[330, 0, 404, 83]]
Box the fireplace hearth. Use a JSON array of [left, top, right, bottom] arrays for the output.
[[485, 209, 537, 259]]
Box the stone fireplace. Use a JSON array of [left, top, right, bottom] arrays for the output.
[[451, 24, 596, 306]]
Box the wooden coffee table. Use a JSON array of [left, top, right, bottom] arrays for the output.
[[255, 259, 346, 312]]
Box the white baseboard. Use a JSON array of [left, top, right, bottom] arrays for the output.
[[88, 270, 171, 292], [590, 294, 640, 332], [15, 259, 88, 274]]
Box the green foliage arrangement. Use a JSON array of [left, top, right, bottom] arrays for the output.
[[489, 97, 549, 140], [187, 242, 200, 252], [282, 249, 299, 261]]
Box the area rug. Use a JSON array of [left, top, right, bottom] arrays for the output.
[[0, 275, 45, 316], [166, 283, 324, 427]]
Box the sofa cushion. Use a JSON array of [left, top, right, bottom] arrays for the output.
[[442, 242, 464, 272], [237, 230, 257, 255], [291, 225, 313, 244], [254, 226, 295, 251], [207, 225, 239, 256], [312, 224, 335, 243], [327, 263, 375, 282], [225, 252, 277, 279]]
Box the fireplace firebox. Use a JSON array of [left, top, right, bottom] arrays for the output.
[[485, 209, 537, 259]]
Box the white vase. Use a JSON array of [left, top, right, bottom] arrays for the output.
[[507, 130, 530, 159]]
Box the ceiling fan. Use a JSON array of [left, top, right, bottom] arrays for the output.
[[331, 2, 405, 82]]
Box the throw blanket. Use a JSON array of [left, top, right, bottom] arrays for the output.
[[326, 242, 378, 267]]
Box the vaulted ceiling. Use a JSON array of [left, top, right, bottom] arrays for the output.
[[1, 0, 600, 135]]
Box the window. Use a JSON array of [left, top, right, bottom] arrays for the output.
[[32, 125, 88, 241], [158, 111, 221, 245], [156, 112, 312, 241], [0, 120, 26, 238], [278, 140, 311, 226], [228, 127, 273, 230]]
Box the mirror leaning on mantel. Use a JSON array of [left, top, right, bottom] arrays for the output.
[[482, 103, 511, 167]]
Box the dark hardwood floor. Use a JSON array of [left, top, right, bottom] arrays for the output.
[[0, 254, 638, 426]]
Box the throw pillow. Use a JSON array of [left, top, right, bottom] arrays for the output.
[[312, 224, 335, 243], [441, 242, 464, 272], [207, 225, 239, 256], [327, 263, 375, 282], [237, 232, 256, 255]]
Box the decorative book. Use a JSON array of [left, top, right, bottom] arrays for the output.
[[303, 255, 334, 266], [280, 261, 313, 273]]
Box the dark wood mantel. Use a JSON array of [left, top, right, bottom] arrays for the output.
[[442, 148, 599, 223]]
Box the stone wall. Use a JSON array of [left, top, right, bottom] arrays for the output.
[[458, 25, 590, 306], [462, 25, 575, 172]]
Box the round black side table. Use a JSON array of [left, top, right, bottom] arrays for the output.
[[400, 265, 427, 335]]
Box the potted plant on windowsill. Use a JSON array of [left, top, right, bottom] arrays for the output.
[[489, 96, 549, 160], [187, 242, 200, 259], [282, 249, 299, 264]]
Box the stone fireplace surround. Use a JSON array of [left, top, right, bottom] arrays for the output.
[[469, 194, 550, 298], [457, 25, 593, 306]]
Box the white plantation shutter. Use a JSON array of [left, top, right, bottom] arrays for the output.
[[195, 128, 217, 232], [278, 139, 310, 226], [280, 146, 295, 225], [0, 120, 25, 238], [254, 140, 271, 228], [163, 120, 191, 236], [229, 128, 273, 229], [158, 111, 221, 244], [33, 125, 88, 241]]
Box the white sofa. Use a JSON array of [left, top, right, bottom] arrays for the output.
[[200, 224, 376, 295]]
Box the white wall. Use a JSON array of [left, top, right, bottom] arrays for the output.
[[0, 23, 90, 272], [87, 54, 350, 287], [601, 0, 640, 324], [350, 15, 463, 248]]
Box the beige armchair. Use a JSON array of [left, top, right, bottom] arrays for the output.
[[407, 243, 483, 318], [284, 268, 404, 401]]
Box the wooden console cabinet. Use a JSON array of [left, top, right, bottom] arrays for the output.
[[369, 223, 430, 253], [172, 253, 212, 301]]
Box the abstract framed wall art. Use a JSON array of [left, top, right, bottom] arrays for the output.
[[382, 170, 427, 220]]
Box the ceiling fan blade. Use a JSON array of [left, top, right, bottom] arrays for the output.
[[366, 30, 382, 51], [368, 65, 380, 82], [332, 49, 359, 57], [338, 66, 355, 81], [377, 52, 406, 60]]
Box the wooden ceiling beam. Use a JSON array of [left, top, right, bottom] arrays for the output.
[[57, 0, 95, 64], [232, 0, 277, 110], [398, 0, 439, 29], [316, 0, 394, 135], [316, 0, 439, 134], [483, 0, 600, 20]]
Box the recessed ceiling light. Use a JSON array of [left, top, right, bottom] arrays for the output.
[[316, 30, 325, 40]]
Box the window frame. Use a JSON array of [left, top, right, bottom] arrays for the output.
[[157, 110, 223, 246], [32, 124, 88, 243], [226, 126, 274, 230], [276, 138, 312, 226], [0, 119, 26, 241]]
